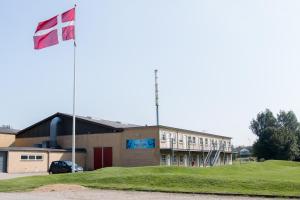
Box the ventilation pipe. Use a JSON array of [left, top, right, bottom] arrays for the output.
[[50, 117, 61, 148]]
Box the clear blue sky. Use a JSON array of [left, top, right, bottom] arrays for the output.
[[1, 0, 300, 146]]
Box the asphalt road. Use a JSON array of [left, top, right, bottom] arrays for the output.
[[0, 190, 290, 200]]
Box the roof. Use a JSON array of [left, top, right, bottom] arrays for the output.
[[125, 125, 232, 139], [0, 147, 86, 152], [159, 125, 232, 139], [66, 113, 140, 129], [17, 112, 231, 139], [17, 112, 140, 135], [0, 127, 19, 135]]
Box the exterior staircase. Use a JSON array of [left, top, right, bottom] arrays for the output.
[[204, 144, 222, 167], [204, 150, 212, 167], [211, 149, 221, 166]]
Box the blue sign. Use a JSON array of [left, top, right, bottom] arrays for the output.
[[126, 138, 155, 149]]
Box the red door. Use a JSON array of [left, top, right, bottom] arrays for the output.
[[94, 147, 103, 170], [94, 147, 113, 170], [103, 147, 112, 168]]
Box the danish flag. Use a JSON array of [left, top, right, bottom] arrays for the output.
[[33, 8, 75, 50]]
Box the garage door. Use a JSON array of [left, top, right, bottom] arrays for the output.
[[0, 152, 7, 172], [94, 147, 113, 170]]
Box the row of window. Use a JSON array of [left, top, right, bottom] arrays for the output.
[[161, 132, 231, 147], [20, 155, 43, 161], [161, 155, 185, 163]]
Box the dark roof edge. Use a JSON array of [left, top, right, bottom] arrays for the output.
[[0, 147, 87, 153], [17, 112, 123, 136], [0, 131, 18, 135], [125, 125, 232, 139]]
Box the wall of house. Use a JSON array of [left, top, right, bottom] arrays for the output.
[[7, 151, 48, 173], [159, 128, 232, 152], [7, 151, 86, 173], [56, 133, 121, 170], [14, 136, 49, 147], [14, 127, 161, 170], [0, 134, 15, 147], [120, 127, 160, 167]]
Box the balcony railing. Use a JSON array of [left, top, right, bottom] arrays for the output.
[[160, 139, 232, 152]]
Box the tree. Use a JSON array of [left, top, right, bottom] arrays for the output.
[[250, 109, 300, 161], [250, 109, 276, 137]]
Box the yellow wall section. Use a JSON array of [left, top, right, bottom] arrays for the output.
[[7, 151, 86, 173], [0, 134, 15, 147]]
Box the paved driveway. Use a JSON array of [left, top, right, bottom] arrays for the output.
[[0, 189, 290, 200], [0, 173, 47, 180]]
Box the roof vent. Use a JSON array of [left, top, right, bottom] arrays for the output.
[[86, 116, 92, 119]]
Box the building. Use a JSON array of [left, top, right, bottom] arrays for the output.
[[0, 113, 232, 173], [0, 126, 18, 147], [0, 126, 19, 172]]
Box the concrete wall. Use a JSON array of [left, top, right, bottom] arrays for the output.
[[0, 134, 15, 147], [7, 151, 48, 173], [57, 133, 121, 170], [7, 151, 86, 173], [14, 136, 49, 147], [120, 127, 160, 167]]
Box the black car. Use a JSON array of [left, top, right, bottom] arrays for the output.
[[49, 160, 83, 174]]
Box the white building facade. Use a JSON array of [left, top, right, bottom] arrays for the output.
[[159, 127, 232, 167]]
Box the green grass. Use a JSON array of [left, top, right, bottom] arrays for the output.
[[0, 160, 299, 197]]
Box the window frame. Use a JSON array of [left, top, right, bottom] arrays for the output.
[[20, 154, 44, 161], [178, 134, 183, 143]]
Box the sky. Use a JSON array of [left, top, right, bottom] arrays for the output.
[[2, 0, 300, 146]]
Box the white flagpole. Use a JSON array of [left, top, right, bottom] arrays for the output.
[[72, 4, 77, 173]]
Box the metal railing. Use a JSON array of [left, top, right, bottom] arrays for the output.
[[160, 139, 232, 152]]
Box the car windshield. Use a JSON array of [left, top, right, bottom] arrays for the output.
[[64, 161, 78, 167]]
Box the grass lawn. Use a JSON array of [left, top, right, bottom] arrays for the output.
[[0, 160, 299, 197]]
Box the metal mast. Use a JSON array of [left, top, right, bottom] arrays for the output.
[[71, 4, 77, 173], [154, 69, 159, 126]]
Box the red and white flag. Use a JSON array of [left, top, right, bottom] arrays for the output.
[[33, 7, 75, 50]]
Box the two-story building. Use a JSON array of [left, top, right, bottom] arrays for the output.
[[0, 113, 232, 173], [159, 126, 232, 167]]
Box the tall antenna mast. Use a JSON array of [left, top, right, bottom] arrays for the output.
[[155, 69, 159, 126]]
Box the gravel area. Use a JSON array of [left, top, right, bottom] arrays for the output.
[[0, 173, 48, 180], [0, 188, 290, 200]]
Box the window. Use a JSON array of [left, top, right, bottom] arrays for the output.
[[161, 133, 166, 141], [178, 134, 183, 143], [173, 155, 177, 162], [199, 138, 203, 145], [205, 138, 208, 145], [188, 136, 192, 144], [179, 155, 184, 163], [161, 155, 166, 162], [36, 155, 43, 160], [171, 134, 177, 144], [29, 155, 35, 160], [21, 155, 28, 160], [20, 155, 43, 161], [174, 134, 177, 143], [192, 137, 196, 144]]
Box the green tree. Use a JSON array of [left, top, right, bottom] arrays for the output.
[[250, 109, 276, 137], [250, 109, 300, 161]]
